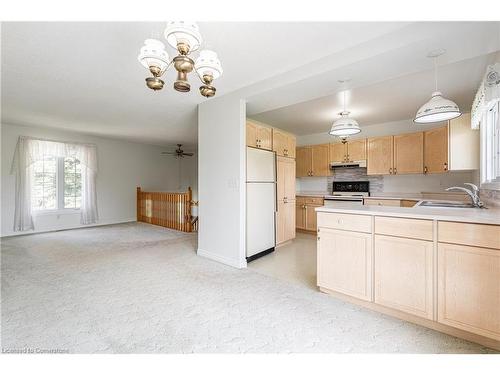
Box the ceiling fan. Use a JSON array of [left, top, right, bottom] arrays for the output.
[[161, 144, 194, 158]]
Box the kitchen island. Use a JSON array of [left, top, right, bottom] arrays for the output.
[[315, 203, 500, 350]]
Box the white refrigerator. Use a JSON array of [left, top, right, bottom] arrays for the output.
[[246, 147, 276, 261]]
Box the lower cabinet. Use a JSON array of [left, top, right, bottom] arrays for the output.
[[317, 228, 372, 301], [276, 200, 295, 245], [374, 235, 433, 319], [438, 243, 500, 341]]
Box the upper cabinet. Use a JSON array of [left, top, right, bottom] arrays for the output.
[[448, 113, 479, 171], [329, 139, 367, 163], [424, 126, 448, 174], [273, 128, 296, 158], [296, 144, 330, 177], [394, 132, 424, 174], [367, 136, 394, 175], [246, 121, 272, 151]]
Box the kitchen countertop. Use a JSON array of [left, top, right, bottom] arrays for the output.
[[364, 196, 421, 201], [296, 192, 330, 198], [316, 202, 500, 225]]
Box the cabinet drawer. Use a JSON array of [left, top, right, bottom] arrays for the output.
[[364, 198, 401, 207], [438, 221, 500, 250], [375, 216, 433, 241], [297, 196, 324, 205], [317, 212, 372, 233]]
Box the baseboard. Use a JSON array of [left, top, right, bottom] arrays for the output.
[[0, 218, 137, 238], [197, 248, 247, 269]]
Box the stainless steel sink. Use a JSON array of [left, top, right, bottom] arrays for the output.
[[418, 200, 474, 208]]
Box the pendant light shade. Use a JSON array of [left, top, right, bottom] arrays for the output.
[[414, 91, 461, 123], [329, 111, 361, 136], [164, 21, 202, 52], [414, 50, 461, 124]]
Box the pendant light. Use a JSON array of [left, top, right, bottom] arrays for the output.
[[414, 49, 461, 124], [329, 82, 361, 137]]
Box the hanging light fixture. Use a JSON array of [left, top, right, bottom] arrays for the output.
[[329, 81, 361, 138], [138, 22, 223, 97], [414, 49, 461, 123]]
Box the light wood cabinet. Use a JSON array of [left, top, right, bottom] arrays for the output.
[[296, 144, 330, 177], [363, 198, 401, 207], [276, 200, 295, 245], [393, 132, 424, 174], [273, 128, 296, 158], [276, 157, 296, 245], [375, 234, 433, 319], [311, 144, 330, 177], [329, 139, 366, 163], [296, 196, 324, 232], [424, 126, 448, 174], [448, 113, 479, 170], [438, 243, 500, 340], [317, 227, 373, 301], [296, 147, 312, 177], [367, 136, 394, 175], [246, 121, 272, 150], [329, 142, 346, 163], [276, 156, 296, 202]]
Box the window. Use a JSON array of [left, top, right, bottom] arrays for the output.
[[31, 156, 82, 211], [480, 101, 500, 189]]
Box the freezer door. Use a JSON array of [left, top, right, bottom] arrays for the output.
[[247, 147, 276, 182], [246, 182, 276, 257]]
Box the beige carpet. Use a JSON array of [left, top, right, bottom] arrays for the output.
[[1, 223, 495, 353]]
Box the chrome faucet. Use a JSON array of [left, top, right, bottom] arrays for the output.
[[445, 183, 484, 208]]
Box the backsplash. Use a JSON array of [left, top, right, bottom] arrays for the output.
[[296, 168, 475, 195], [481, 188, 500, 208]]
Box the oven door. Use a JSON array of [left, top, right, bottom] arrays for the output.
[[324, 197, 364, 207]]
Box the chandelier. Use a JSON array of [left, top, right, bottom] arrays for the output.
[[329, 81, 361, 139], [414, 49, 461, 123], [138, 22, 223, 98]]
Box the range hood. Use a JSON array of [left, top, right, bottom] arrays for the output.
[[330, 160, 367, 169]]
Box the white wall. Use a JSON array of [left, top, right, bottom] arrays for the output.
[[1, 123, 197, 236], [197, 96, 246, 269]]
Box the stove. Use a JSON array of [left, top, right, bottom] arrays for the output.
[[324, 181, 370, 206]]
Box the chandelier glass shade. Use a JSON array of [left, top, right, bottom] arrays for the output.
[[138, 22, 222, 97], [414, 50, 461, 124]]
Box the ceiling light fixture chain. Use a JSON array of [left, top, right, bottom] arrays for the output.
[[138, 22, 223, 98]]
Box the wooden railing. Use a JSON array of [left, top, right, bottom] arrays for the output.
[[136, 187, 196, 232]]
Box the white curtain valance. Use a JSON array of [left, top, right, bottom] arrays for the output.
[[471, 62, 500, 129], [11, 136, 98, 232]]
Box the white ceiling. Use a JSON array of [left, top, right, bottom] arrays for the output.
[[2, 22, 499, 147], [1, 22, 409, 148]]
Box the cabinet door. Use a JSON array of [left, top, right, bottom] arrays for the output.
[[424, 126, 448, 174], [438, 243, 500, 340], [296, 202, 306, 230], [347, 139, 366, 161], [277, 200, 295, 244], [393, 132, 424, 174], [257, 126, 273, 151], [287, 134, 296, 159], [246, 122, 258, 148], [276, 157, 286, 202], [448, 113, 479, 171], [367, 136, 394, 175], [305, 204, 320, 231], [272, 129, 287, 156], [284, 158, 296, 200], [311, 144, 330, 177], [329, 142, 346, 163], [296, 146, 312, 177], [317, 228, 373, 301], [374, 235, 433, 319]]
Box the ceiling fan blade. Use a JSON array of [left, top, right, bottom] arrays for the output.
[[183, 153, 194, 156], [161, 152, 176, 155]]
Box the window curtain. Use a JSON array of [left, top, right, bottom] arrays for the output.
[[471, 62, 500, 129], [11, 136, 98, 231]]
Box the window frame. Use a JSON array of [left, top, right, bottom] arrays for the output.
[[32, 156, 82, 215], [480, 100, 500, 190]]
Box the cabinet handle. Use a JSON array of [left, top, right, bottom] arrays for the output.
[[424, 166, 428, 174], [317, 236, 320, 241], [394, 167, 397, 174], [389, 167, 392, 174], [444, 162, 448, 171]]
